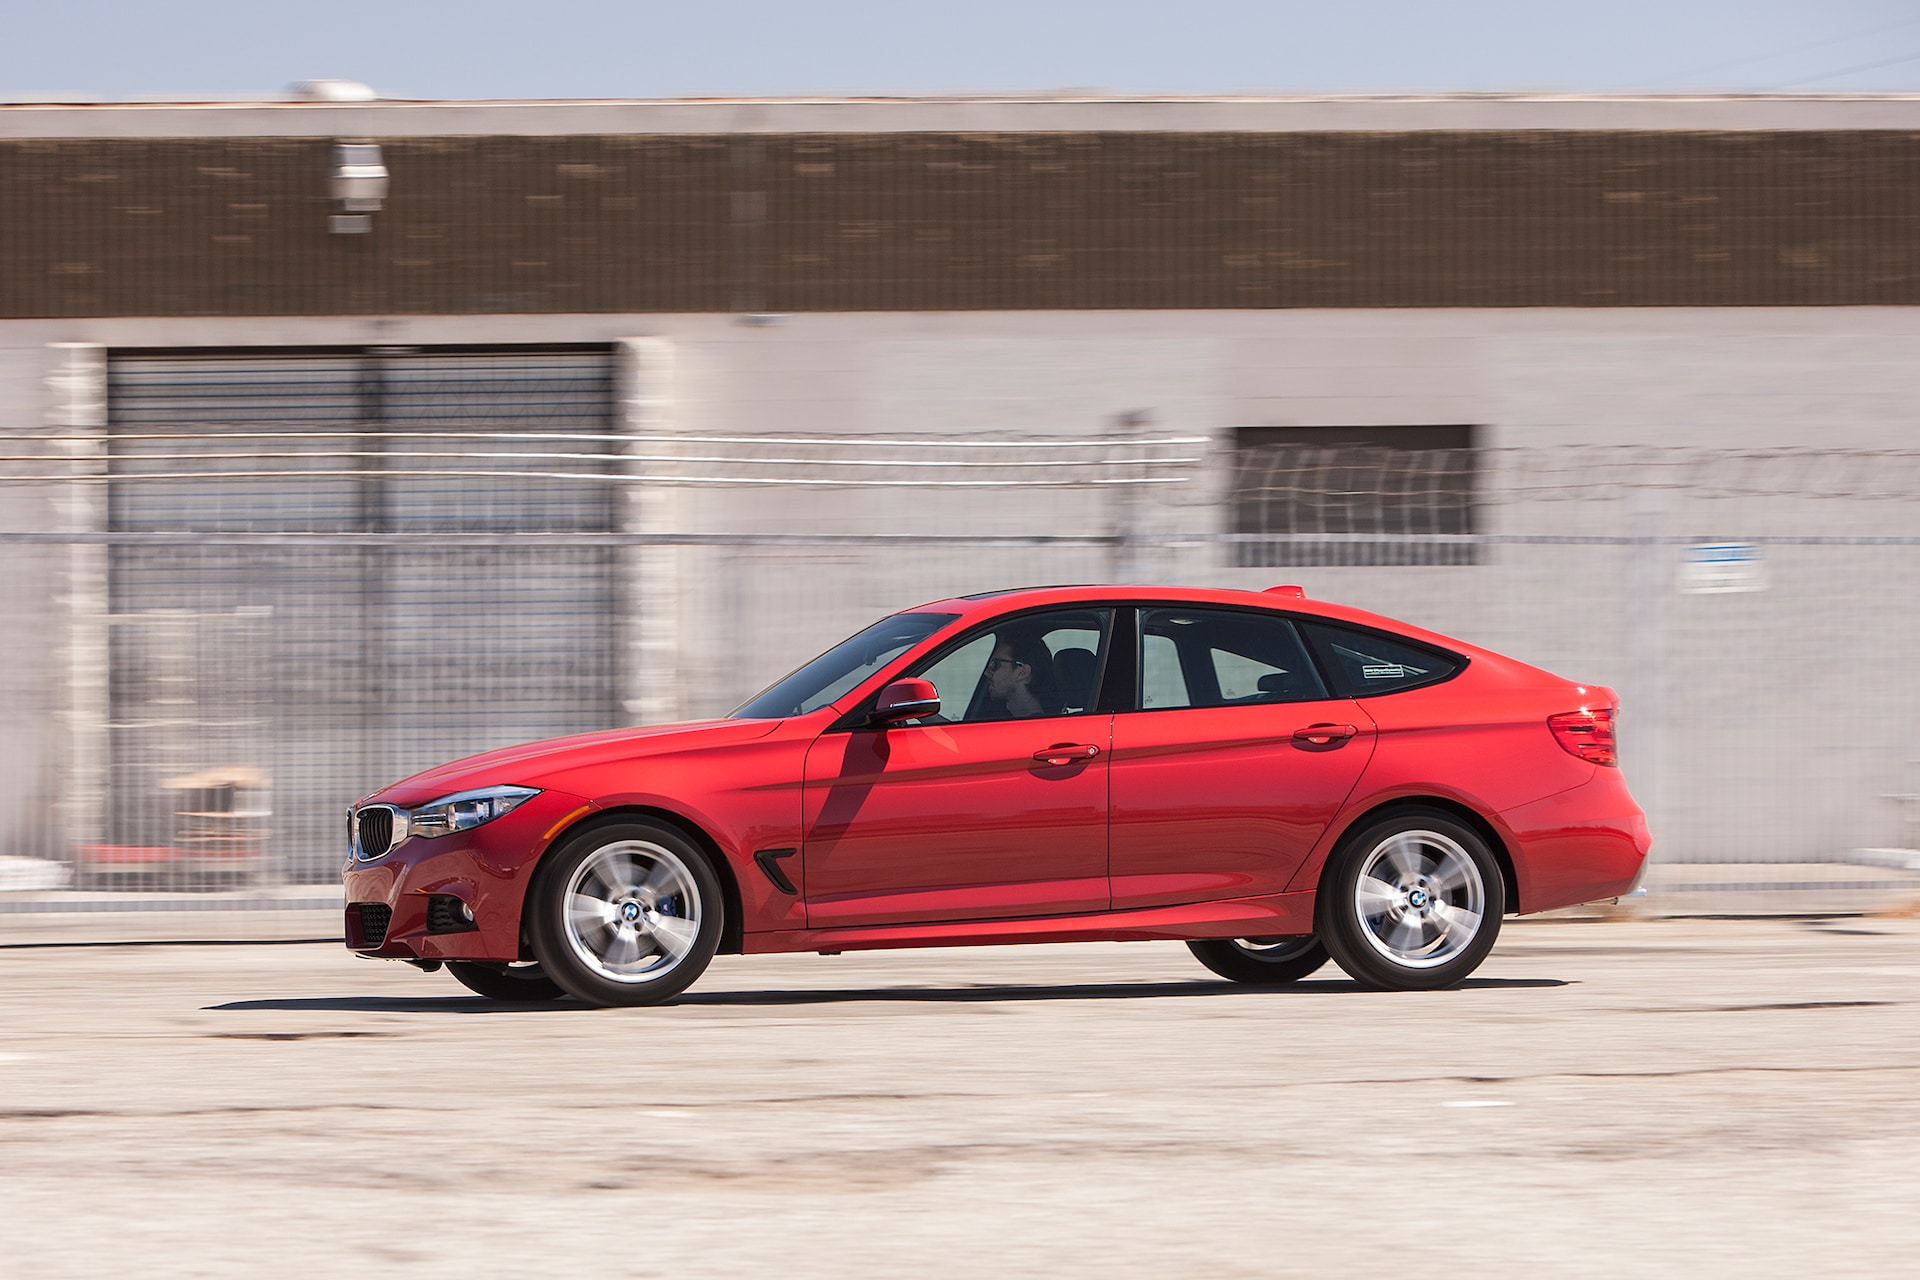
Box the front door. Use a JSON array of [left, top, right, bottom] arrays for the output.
[[1109, 606, 1376, 909], [801, 607, 1115, 928]]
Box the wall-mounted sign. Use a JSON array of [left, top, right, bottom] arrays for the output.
[[1680, 543, 1767, 594]]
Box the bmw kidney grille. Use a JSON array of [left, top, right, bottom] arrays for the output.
[[355, 806, 396, 860]]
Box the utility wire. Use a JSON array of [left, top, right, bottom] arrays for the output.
[[1772, 47, 1920, 88], [1636, 14, 1920, 86]]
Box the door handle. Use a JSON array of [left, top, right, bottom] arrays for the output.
[[1033, 743, 1101, 766], [1292, 723, 1358, 746]]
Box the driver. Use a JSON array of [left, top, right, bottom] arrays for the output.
[[978, 634, 1060, 719]]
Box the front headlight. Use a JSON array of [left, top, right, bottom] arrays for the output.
[[408, 785, 541, 840]]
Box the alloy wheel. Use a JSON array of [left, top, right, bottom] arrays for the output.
[[1351, 829, 1487, 969], [561, 839, 705, 984]]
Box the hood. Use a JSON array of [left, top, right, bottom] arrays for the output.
[[371, 717, 783, 806]]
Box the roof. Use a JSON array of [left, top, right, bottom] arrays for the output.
[[7, 93, 1920, 140], [916, 582, 1473, 652]]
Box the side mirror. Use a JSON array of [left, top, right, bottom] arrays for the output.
[[871, 678, 940, 726]]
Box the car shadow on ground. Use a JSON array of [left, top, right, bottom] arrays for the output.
[[206, 995, 586, 1013], [206, 975, 1568, 1014], [674, 977, 1569, 1005]]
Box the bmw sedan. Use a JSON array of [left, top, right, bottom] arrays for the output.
[[344, 584, 1648, 1005]]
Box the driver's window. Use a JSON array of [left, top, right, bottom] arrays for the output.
[[914, 633, 996, 718], [904, 608, 1112, 724]]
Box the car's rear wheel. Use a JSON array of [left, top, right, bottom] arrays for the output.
[[445, 960, 567, 1003], [526, 819, 723, 1008], [1317, 809, 1504, 991], [1186, 935, 1330, 985]]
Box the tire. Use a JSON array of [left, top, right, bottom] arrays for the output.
[[1316, 808, 1505, 991], [525, 819, 724, 1008], [1187, 936, 1330, 985], [445, 960, 567, 1003]]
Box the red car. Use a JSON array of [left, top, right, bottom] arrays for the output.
[[343, 585, 1648, 1006]]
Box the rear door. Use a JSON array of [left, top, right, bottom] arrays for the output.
[[1108, 606, 1376, 910]]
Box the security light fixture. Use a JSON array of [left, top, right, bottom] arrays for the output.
[[329, 142, 388, 235]]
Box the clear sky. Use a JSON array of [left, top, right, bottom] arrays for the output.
[[7, 0, 1920, 101]]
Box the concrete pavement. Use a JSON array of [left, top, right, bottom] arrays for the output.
[[3, 915, 1918, 1278]]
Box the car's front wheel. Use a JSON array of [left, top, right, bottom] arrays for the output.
[[1186, 935, 1330, 985], [1317, 809, 1504, 991], [445, 960, 567, 1003], [526, 819, 723, 1008]]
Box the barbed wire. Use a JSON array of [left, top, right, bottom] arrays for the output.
[[0, 427, 1209, 490], [1236, 444, 1920, 509], [8, 431, 1920, 506]]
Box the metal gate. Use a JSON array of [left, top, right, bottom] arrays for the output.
[[103, 347, 622, 881]]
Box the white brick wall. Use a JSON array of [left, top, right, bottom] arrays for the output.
[[1, 307, 1917, 865]]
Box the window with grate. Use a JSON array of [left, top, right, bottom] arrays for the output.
[[1228, 426, 1479, 567], [102, 346, 622, 878]]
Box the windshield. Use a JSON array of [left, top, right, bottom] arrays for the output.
[[730, 612, 959, 719]]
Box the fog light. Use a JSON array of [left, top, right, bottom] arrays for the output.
[[426, 894, 478, 934]]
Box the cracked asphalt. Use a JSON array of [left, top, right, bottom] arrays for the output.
[[3, 915, 1918, 1279]]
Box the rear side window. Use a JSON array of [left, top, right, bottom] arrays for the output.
[[1302, 622, 1461, 697], [1139, 608, 1329, 710]]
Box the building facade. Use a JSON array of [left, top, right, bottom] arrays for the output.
[[3, 94, 1919, 880]]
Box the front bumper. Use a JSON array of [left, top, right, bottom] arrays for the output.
[[342, 787, 589, 962]]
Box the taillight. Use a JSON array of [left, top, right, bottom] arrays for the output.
[[1549, 707, 1616, 766]]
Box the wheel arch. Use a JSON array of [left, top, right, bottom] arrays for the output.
[[1318, 796, 1519, 916], [528, 804, 747, 956]]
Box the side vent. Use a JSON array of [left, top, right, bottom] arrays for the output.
[[753, 848, 799, 895]]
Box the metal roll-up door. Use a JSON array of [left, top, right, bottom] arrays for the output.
[[105, 346, 620, 882]]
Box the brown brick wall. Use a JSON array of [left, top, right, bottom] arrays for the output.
[[2, 131, 1916, 317]]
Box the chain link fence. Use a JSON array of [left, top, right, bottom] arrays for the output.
[[4, 392, 1920, 926]]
